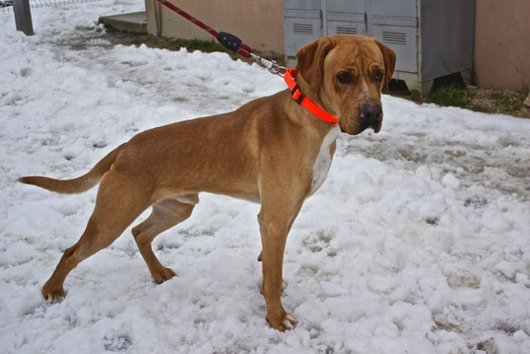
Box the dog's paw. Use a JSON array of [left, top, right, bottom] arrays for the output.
[[281, 313, 298, 331], [41, 284, 65, 303], [268, 312, 298, 331], [152, 267, 177, 284]]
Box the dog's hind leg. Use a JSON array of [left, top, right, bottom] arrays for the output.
[[132, 195, 198, 284], [41, 172, 151, 303]]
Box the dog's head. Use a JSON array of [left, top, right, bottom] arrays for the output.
[[296, 35, 396, 135]]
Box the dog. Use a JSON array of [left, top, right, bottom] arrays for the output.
[[19, 35, 395, 330]]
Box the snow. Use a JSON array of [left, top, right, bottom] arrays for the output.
[[1, 1, 530, 353]]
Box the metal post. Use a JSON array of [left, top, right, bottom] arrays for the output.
[[13, 0, 34, 36]]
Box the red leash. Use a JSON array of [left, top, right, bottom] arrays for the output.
[[156, 0, 339, 125]]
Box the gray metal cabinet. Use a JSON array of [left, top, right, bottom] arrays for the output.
[[283, 0, 475, 96], [325, 0, 365, 36], [283, 0, 322, 59], [367, 0, 419, 74]]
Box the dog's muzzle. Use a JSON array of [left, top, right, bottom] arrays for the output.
[[359, 101, 383, 133]]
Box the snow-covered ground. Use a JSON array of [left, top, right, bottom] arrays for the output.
[[1, 1, 529, 353]]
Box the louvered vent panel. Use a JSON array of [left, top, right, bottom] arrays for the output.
[[336, 26, 357, 35], [382, 31, 406, 45], [293, 23, 314, 35]]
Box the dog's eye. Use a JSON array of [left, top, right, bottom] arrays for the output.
[[336, 71, 353, 84], [374, 71, 384, 82]]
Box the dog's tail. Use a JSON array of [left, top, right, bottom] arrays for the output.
[[18, 144, 124, 194]]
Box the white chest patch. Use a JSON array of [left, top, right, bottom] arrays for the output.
[[309, 125, 340, 196]]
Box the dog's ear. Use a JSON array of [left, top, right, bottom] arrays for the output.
[[296, 37, 336, 94], [374, 39, 396, 93]]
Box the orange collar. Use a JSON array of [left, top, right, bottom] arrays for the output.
[[283, 68, 339, 125]]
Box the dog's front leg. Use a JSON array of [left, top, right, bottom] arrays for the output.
[[258, 194, 304, 331]]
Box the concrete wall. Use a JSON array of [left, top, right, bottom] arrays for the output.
[[474, 0, 530, 91], [145, 0, 284, 55]]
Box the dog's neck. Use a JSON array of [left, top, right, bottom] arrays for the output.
[[289, 70, 338, 123], [280, 92, 340, 150]]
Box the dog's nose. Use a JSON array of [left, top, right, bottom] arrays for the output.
[[360, 102, 382, 124], [360, 101, 383, 133]]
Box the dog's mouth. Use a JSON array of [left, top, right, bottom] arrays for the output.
[[341, 112, 383, 135], [359, 112, 382, 134]]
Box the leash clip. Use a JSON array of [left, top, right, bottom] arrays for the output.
[[250, 53, 286, 77]]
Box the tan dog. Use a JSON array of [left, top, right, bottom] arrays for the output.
[[19, 35, 395, 330]]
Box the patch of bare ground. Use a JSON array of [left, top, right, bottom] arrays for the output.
[[467, 86, 530, 118]]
